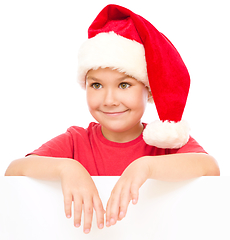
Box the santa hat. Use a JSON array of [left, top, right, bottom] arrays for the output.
[[77, 4, 190, 149]]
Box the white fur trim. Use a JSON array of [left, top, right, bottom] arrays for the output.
[[77, 31, 148, 89], [143, 120, 190, 149]]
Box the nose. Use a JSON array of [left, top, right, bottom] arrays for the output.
[[103, 88, 120, 106]]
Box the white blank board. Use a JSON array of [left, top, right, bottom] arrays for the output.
[[0, 176, 229, 240]]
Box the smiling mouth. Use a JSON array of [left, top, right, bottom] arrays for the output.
[[101, 110, 129, 116]]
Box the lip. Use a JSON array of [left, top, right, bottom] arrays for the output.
[[101, 109, 129, 116]]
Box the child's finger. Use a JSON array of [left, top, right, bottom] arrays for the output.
[[117, 187, 131, 220], [73, 196, 83, 228], [130, 182, 139, 204], [64, 192, 73, 219], [83, 198, 94, 234], [106, 191, 120, 227], [93, 195, 105, 229]]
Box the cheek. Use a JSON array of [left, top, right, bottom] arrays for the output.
[[141, 88, 149, 103], [127, 88, 148, 109], [86, 90, 98, 111]]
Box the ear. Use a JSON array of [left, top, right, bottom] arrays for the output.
[[147, 87, 153, 103]]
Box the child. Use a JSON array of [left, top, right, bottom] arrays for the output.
[[5, 4, 219, 234]]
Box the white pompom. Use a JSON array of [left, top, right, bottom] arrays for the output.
[[143, 120, 190, 149]]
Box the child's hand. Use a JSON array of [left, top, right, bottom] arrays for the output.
[[59, 160, 105, 234], [105, 157, 150, 227]]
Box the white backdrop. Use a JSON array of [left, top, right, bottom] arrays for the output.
[[1, 176, 230, 240], [0, 0, 229, 176]]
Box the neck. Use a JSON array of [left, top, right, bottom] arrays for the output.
[[101, 122, 144, 143]]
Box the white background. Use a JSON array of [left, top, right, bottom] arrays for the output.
[[0, 0, 229, 176], [1, 177, 230, 240]]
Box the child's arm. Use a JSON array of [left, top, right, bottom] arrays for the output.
[[106, 153, 219, 227], [5, 156, 105, 234]]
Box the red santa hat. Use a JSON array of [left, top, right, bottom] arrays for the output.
[[77, 4, 190, 149]]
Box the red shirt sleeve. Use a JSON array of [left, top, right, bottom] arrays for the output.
[[26, 129, 74, 159], [175, 136, 208, 154]]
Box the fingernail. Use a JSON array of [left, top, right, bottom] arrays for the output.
[[99, 223, 104, 229], [110, 218, 115, 225], [75, 223, 80, 228], [106, 221, 110, 227], [84, 229, 90, 234], [119, 211, 125, 218]]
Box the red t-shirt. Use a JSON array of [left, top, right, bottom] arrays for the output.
[[27, 122, 207, 176]]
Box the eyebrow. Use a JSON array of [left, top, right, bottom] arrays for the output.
[[86, 75, 135, 82], [86, 76, 100, 81]]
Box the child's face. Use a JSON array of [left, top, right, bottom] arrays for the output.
[[86, 68, 149, 141]]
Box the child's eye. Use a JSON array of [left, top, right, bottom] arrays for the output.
[[92, 83, 102, 89], [119, 83, 131, 89]]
